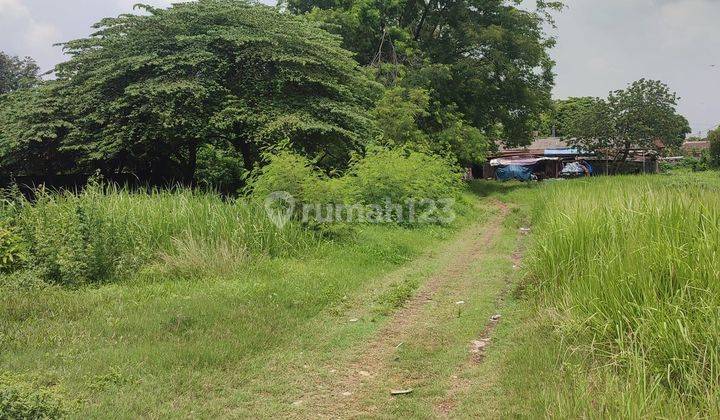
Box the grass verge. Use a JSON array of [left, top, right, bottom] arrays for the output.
[[0, 186, 484, 418], [469, 172, 720, 417]]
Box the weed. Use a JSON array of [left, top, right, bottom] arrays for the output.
[[0, 374, 67, 419]]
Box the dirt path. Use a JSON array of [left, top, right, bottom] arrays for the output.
[[300, 200, 513, 418]]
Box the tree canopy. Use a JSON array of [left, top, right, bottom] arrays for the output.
[[0, 0, 379, 183], [0, 0, 566, 187], [534, 96, 595, 138], [370, 86, 487, 164], [708, 126, 720, 168], [0, 52, 40, 95], [563, 79, 690, 164], [285, 0, 562, 147]]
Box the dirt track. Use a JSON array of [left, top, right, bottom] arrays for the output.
[[301, 200, 512, 418]]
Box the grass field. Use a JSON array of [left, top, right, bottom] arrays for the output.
[[2, 172, 719, 418], [473, 172, 720, 418], [0, 185, 483, 417]]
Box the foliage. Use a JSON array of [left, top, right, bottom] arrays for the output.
[[432, 117, 489, 165], [372, 87, 430, 148], [371, 86, 489, 164], [348, 147, 461, 205], [0, 374, 66, 419], [527, 175, 720, 412], [0, 83, 75, 176], [288, 0, 562, 146], [250, 148, 462, 225], [16, 187, 125, 287], [709, 126, 720, 168], [678, 153, 711, 172], [3, 184, 315, 286], [0, 0, 378, 182], [0, 222, 27, 273], [249, 152, 324, 205], [195, 144, 247, 193], [534, 97, 595, 137], [563, 79, 691, 164], [0, 52, 40, 95]]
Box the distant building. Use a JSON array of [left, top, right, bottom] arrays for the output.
[[681, 141, 710, 157], [479, 137, 661, 180]]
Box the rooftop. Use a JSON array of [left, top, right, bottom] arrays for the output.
[[498, 137, 567, 153], [682, 141, 710, 150]]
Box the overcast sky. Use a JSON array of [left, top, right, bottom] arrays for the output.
[[1, 0, 718, 135]]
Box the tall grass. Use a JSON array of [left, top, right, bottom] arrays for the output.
[[527, 174, 720, 412], [2, 184, 316, 285]]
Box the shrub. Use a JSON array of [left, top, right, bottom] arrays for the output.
[[709, 128, 720, 168], [348, 147, 462, 205], [251, 148, 462, 226], [0, 222, 27, 273], [4, 183, 315, 286], [0, 374, 66, 419], [196, 144, 247, 193], [681, 154, 710, 172], [249, 152, 322, 204], [15, 186, 125, 287]]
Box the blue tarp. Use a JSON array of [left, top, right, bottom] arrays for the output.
[[496, 165, 534, 181]]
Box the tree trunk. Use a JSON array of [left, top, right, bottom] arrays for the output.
[[612, 143, 631, 174], [414, 0, 434, 41], [185, 139, 198, 186], [235, 136, 254, 172]]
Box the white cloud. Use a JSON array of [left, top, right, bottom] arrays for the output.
[[0, 0, 62, 72], [0, 0, 716, 133], [550, 0, 720, 134]]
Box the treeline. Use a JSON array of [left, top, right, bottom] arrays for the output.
[[535, 81, 692, 164], [0, 0, 561, 190]]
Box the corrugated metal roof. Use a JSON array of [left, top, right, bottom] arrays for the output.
[[682, 141, 710, 150], [544, 148, 582, 156], [498, 137, 567, 152]]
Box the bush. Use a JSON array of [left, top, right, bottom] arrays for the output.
[[15, 186, 126, 287], [2, 146, 461, 286], [348, 147, 462, 205], [195, 144, 247, 193], [681, 154, 710, 172], [0, 374, 66, 419], [249, 152, 323, 204], [251, 148, 462, 226], [0, 222, 27, 273], [4, 183, 315, 286], [709, 128, 720, 168]]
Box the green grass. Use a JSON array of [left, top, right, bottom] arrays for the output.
[[4, 173, 720, 418], [0, 185, 482, 418], [473, 172, 720, 417], [2, 184, 316, 286]]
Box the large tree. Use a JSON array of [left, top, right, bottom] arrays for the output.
[[0, 52, 40, 95], [533, 96, 595, 137], [285, 0, 562, 147], [371, 86, 488, 164], [564, 79, 690, 167], [0, 82, 74, 175], [708, 126, 720, 168], [0, 0, 378, 182]]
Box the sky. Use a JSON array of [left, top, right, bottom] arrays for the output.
[[1, 0, 719, 135]]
